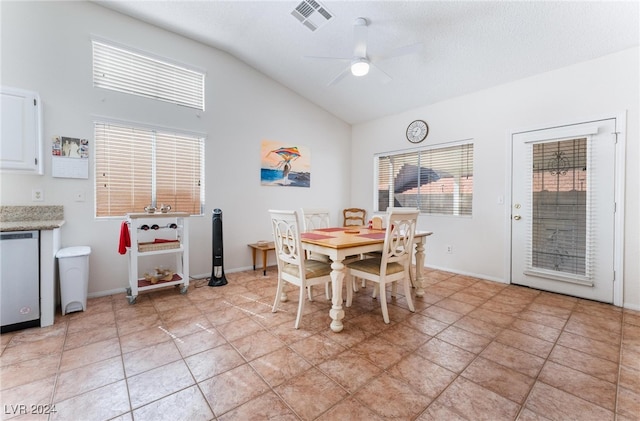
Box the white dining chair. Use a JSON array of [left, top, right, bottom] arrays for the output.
[[300, 208, 332, 300], [269, 209, 335, 329], [345, 208, 419, 323]]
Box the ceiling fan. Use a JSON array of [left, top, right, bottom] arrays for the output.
[[305, 17, 423, 86]]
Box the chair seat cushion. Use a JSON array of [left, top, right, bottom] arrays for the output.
[[283, 259, 332, 278], [346, 257, 404, 275]]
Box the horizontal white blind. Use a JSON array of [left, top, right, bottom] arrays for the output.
[[528, 138, 590, 277], [376, 142, 473, 215], [95, 122, 204, 217], [92, 40, 205, 110]]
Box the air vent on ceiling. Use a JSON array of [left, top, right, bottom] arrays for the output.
[[291, 0, 333, 32]]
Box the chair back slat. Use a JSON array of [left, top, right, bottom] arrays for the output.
[[343, 208, 367, 227], [269, 210, 304, 274], [301, 208, 330, 231], [380, 209, 419, 267]]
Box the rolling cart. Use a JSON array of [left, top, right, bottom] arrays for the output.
[[125, 212, 189, 304]]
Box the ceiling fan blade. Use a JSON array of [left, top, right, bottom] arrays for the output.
[[370, 63, 392, 84], [353, 17, 368, 58], [326, 65, 351, 87], [303, 55, 351, 61], [372, 42, 423, 63]]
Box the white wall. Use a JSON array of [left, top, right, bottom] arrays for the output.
[[351, 47, 640, 309], [0, 1, 351, 295]]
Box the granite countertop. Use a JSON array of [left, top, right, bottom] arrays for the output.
[[0, 205, 65, 232]]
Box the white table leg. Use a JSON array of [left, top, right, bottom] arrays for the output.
[[329, 259, 345, 332], [414, 241, 426, 297]]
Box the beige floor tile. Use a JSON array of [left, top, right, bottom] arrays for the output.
[[122, 340, 182, 377], [416, 337, 476, 373], [617, 386, 640, 419], [132, 385, 213, 421], [217, 391, 298, 421], [250, 346, 312, 387], [524, 381, 614, 421], [49, 380, 130, 421], [317, 349, 382, 393], [436, 325, 492, 354], [538, 361, 616, 410], [290, 333, 347, 366], [401, 313, 449, 336], [548, 344, 619, 383], [494, 328, 555, 359], [353, 371, 429, 419], [0, 376, 56, 420], [53, 356, 124, 403], [199, 363, 270, 417], [433, 377, 520, 420], [58, 337, 121, 372], [127, 360, 194, 409], [0, 354, 60, 390], [316, 396, 385, 421], [481, 341, 545, 378], [184, 343, 244, 382], [461, 357, 534, 404], [387, 352, 456, 399]]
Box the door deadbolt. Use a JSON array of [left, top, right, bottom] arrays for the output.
[[514, 204, 521, 209]]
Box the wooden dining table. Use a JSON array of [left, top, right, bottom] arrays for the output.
[[300, 226, 433, 332]]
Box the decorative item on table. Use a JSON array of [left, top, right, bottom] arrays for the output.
[[372, 216, 384, 230], [257, 240, 269, 247], [143, 267, 174, 284], [160, 204, 171, 213], [144, 205, 156, 214]]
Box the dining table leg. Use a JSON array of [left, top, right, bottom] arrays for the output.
[[414, 241, 426, 297], [329, 259, 345, 332]]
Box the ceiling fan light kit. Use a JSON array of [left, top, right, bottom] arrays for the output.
[[351, 58, 370, 76]]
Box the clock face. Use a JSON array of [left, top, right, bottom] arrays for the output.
[[406, 120, 429, 143]]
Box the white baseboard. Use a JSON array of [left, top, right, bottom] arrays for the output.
[[423, 264, 507, 284]]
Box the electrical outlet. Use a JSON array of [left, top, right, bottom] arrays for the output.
[[32, 189, 44, 202], [446, 245, 453, 254]]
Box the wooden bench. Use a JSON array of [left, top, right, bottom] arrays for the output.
[[247, 241, 275, 276]]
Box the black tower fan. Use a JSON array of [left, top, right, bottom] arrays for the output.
[[208, 208, 228, 286]]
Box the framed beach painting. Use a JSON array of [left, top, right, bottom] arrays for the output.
[[260, 140, 311, 187]]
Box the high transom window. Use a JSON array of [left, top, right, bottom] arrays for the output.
[[92, 39, 205, 110]]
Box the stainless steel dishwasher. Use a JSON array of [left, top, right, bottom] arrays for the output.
[[1, 230, 40, 333]]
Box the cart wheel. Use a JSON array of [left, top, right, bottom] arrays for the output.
[[180, 285, 188, 295], [127, 296, 137, 305], [126, 287, 132, 296]]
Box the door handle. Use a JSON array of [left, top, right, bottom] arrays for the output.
[[513, 215, 521, 220]]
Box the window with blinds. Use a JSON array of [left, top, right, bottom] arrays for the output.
[[529, 138, 588, 276], [92, 39, 205, 110], [375, 141, 474, 215], [95, 122, 204, 217]]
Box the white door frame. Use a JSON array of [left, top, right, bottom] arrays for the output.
[[505, 112, 626, 306]]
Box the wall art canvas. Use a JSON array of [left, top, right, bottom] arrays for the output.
[[260, 140, 311, 187]]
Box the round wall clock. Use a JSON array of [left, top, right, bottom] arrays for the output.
[[406, 120, 429, 143]]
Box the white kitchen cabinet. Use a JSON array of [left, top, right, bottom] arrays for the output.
[[125, 212, 189, 304], [0, 86, 43, 174]]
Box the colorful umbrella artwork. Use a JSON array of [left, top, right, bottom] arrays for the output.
[[261, 141, 311, 188], [268, 146, 301, 164]]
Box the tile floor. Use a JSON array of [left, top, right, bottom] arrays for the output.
[[1, 267, 639, 421]]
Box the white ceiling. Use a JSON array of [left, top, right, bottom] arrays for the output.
[[95, 1, 639, 124]]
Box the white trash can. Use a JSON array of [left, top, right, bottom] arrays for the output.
[[56, 246, 91, 315]]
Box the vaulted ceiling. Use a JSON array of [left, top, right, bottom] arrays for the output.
[[95, 1, 639, 124]]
